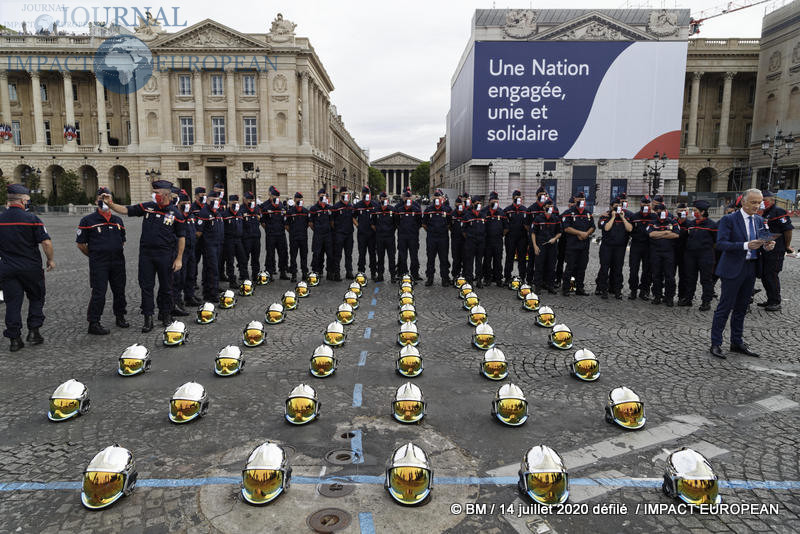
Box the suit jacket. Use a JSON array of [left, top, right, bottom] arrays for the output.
[[714, 211, 764, 279]]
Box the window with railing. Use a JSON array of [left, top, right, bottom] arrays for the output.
[[180, 116, 194, 145], [11, 120, 20, 145], [211, 75, 224, 96], [212, 116, 226, 145], [178, 75, 192, 96], [243, 117, 257, 146], [243, 75, 255, 96]]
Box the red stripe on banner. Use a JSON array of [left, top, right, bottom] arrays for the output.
[[634, 130, 681, 160]]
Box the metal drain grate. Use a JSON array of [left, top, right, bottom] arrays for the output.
[[317, 480, 355, 498], [306, 508, 352, 533], [324, 448, 358, 465]]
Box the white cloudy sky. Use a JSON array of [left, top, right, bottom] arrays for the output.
[[4, 0, 782, 161]]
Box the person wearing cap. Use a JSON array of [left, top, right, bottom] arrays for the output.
[[525, 188, 549, 285], [241, 192, 262, 282], [628, 195, 655, 301], [530, 199, 561, 293], [758, 191, 793, 311], [222, 195, 248, 289], [482, 191, 508, 287], [422, 188, 451, 286], [560, 192, 595, 296], [310, 188, 335, 279], [395, 187, 423, 280], [189, 187, 207, 296], [503, 189, 529, 285], [674, 202, 692, 305], [371, 191, 398, 282], [285, 192, 310, 282], [461, 194, 487, 288], [646, 203, 680, 306], [354, 186, 379, 281], [76, 187, 128, 335], [553, 194, 573, 288], [102, 180, 186, 332], [171, 190, 199, 316], [211, 184, 227, 281], [194, 188, 225, 303], [450, 195, 467, 281], [332, 187, 356, 281], [260, 186, 289, 280], [0, 184, 55, 351], [682, 200, 717, 310], [596, 197, 633, 299]]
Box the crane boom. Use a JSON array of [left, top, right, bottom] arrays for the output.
[[689, 0, 770, 35]]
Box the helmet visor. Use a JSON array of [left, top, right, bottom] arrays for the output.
[[482, 361, 507, 380], [336, 311, 354, 324], [676, 478, 719, 505], [286, 397, 317, 424], [164, 331, 184, 345], [525, 472, 568, 505], [282, 296, 296, 309], [324, 331, 344, 346], [215, 357, 242, 376], [82, 471, 125, 509], [464, 296, 479, 309], [393, 400, 425, 423], [296, 286, 308, 297], [518, 287, 531, 298], [345, 297, 359, 308], [397, 356, 422, 377], [197, 309, 215, 324], [399, 310, 416, 323], [523, 298, 539, 311], [495, 398, 528, 426], [551, 331, 572, 349], [387, 467, 431, 505], [469, 312, 487, 325], [244, 328, 265, 346], [307, 275, 318, 285], [459, 286, 472, 297], [169, 399, 201, 423], [398, 331, 419, 346], [574, 359, 599, 381], [474, 333, 495, 350], [310, 356, 336, 377], [221, 296, 235, 307], [510, 279, 520, 289], [537, 313, 555, 327], [355, 274, 366, 285], [612, 401, 645, 429], [455, 277, 466, 288], [49, 398, 80, 420], [266, 310, 284, 324], [119, 358, 145, 376], [242, 469, 284, 504], [241, 283, 252, 294], [399, 295, 414, 306]]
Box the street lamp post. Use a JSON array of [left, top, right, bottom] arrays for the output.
[[487, 162, 497, 193], [144, 168, 161, 183], [761, 124, 794, 191], [642, 151, 668, 197]]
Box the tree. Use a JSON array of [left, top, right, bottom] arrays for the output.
[[368, 166, 386, 193], [410, 161, 430, 196], [0, 173, 7, 205], [58, 169, 83, 205]]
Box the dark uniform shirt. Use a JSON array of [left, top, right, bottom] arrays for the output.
[[0, 206, 50, 270], [630, 210, 654, 245], [598, 209, 633, 247], [531, 211, 562, 244], [195, 204, 225, 245], [309, 202, 333, 234], [127, 201, 185, 251], [461, 208, 486, 240], [76, 210, 126, 256], [561, 207, 595, 250], [332, 202, 355, 234], [481, 206, 507, 239], [242, 204, 262, 239], [286, 205, 310, 240], [395, 202, 422, 235], [504, 202, 529, 235], [223, 207, 244, 238], [371, 204, 398, 236], [646, 217, 681, 251], [354, 200, 379, 234], [527, 201, 548, 227], [450, 206, 467, 234], [762, 204, 793, 252], [422, 204, 451, 237], [685, 218, 718, 251], [260, 201, 286, 235]]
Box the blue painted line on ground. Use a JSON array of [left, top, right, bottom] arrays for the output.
[[367, 311, 375, 319], [350, 430, 364, 465], [363, 327, 371, 339], [358, 350, 368, 366], [359, 512, 377, 534], [370, 297, 377, 306], [352, 384, 363, 407], [373, 287, 380, 294], [3, 476, 799, 492]]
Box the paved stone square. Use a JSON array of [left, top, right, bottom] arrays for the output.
[[0, 214, 798, 534]]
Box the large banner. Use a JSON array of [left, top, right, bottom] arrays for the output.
[[451, 40, 687, 166]]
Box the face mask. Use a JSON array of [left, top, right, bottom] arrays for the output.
[[693, 210, 702, 220], [24, 201, 31, 211], [539, 195, 547, 203], [183, 204, 190, 214], [515, 198, 521, 205], [216, 189, 225, 198], [759, 201, 765, 210], [151, 192, 158, 202], [248, 201, 255, 209], [365, 194, 371, 202], [679, 211, 687, 219], [474, 204, 482, 212], [200, 195, 207, 204], [622, 201, 628, 209], [615, 206, 621, 213], [232, 203, 239, 212], [465, 199, 471, 208], [578, 200, 585, 209], [213, 199, 220, 210], [547, 207, 553, 214], [660, 211, 667, 220], [98, 200, 110, 211], [405, 199, 411, 207], [491, 202, 498, 210], [273, 197, 280, 204], [172, 197, 179, 205], [642, 206, 649, 214], [343, 194, 350, 202], [382, 199, 388, 207], [434, 199, 440, 207]]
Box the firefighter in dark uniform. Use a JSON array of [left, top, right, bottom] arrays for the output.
[[241, 191, 262, 282], [628, 196, 654, 300], [195, 192, 225, 304], [309, 188, 335, 279], [103, 180, 185, 332], [759, 190, 793, 311], [682, 200, 717, 311], [286, 192, 310, 282], [171, 190, 197, 316], [222, 195, 248, 288], [531, 199, 561, 293], [675, 203, 692, 305], [395, 188, 422, 279], [461, 195, 486, 288], [332, 187, 356, 281], [503, 189, 529, 285], [646, 203, 680, 306], [482, 192, 507, 287], [596, 196, 633, 299], [261, 186, 289, 280], [525, 188, 549, 285], [0, 184, 55, 351], [76, 187, 128, 335], [561, 193, 594, 296], [354, 186, 379, 280], [212, 183, 228, 281], [372, 191, 398, 282], [450, 195, 467, 280], [422, 188, 451, 286], [190, 186, 207, 292]]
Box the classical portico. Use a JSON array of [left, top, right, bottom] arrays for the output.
[[371, 152, 424, 196]]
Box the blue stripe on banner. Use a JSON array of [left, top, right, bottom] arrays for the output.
[[367, 311, 375, 319], [370, 298, 377, 306], [358, 350, 368, 366], [352, 384, 363, 407], [373, 287, 380, 294], [363, 327, 371, 339], [350, 430, 364, 464], [359, 512, 377, 534]]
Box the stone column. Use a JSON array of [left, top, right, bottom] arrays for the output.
[[309, 82, 316, 147], [300, 71, 310, 145], [718, 71, 735, 154], [30, 72, 46, 146], [62, 71, 76, 151], [225, 67, 237, 146], [0, 70, 10, 124], [93, 75, 108, 149], [127, 86, 139, 149], [159, 70, 173, 146], [258, 71, 270, 144], [686, 71, 702, 154], [194, 71, 205, 146], [323, 97, 329, 151]]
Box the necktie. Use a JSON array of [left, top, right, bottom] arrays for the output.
[[748, 215, 756, 259]]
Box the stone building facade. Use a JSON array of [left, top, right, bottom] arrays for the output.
[[429, 136, 446, 193], [0, 15, 368, 203], [370, 152, 423, 197]]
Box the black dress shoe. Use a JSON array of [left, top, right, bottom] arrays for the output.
[[600, 291, 609, 299], [652, 297, 662, 305], [142, 315, 154, 333], [346, 273, 355, 280], [639, 292, 650, 302], [575, 289, 590, 296], [628, 291, 638, 300], [390, 276, 398, 283], [184, 297, 202, 307], [290, 273, 297, 282], [88, 322, 110, 335], [495, 280, 503, 288], [441, 278, 450, 287], [161, 314, 173, 327], [475, 280, 483, 289], [730, 343, 759, 357], [594, 288, 602, 296], [765, 304, 782, 312], [171, 307, 189, 317], [756, 301, 769, 307], [699, 302, 711, 311], [548, 287, 558, 295], [677, 299, 692, 307], [116, 315, 131, 328], [614, 293, 623, 300], [664, 298, 674, 307], [709, 345, 726, 359], [9, 337, 24, 352], [280, 272, 290, 280], [425, 279, 433, 287], [26, 328, 44, 345], [562, 290, 570, 296]]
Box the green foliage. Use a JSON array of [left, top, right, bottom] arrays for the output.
[[0, 173, 7, 204], [410, 161, 431, 195], [58, 170, 83, 204], [26, 172, 46, 205], [368, 166, 386, 193]]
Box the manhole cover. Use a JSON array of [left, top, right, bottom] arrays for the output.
[[325, 448, 358, 465], [339, 431, 356, 439], [307, 508, 352, 533], [317, 480, 355, 498]]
